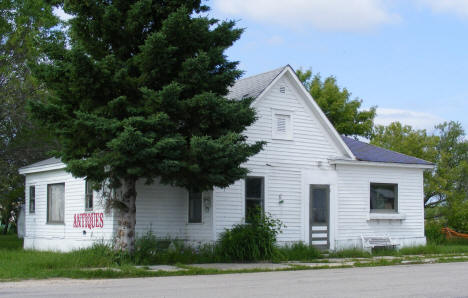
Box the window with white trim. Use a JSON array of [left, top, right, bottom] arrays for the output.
[[272, 111, 292, 140], [245, 177, 264, 222], [370, 183, 398, 213], [29, 186, 35, 214], [188, 191, 202, 223], [47, 183, 65, 224], [85, 180, 93, 211]]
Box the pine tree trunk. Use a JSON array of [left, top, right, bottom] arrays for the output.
[[116, 178, 137, 254]]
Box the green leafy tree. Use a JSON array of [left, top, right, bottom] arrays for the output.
[[371, 121, 468, 232], [371, 122, 439, 206], [297, 68, 376, 138], [0, 0, 59, 233], [433, 122, 468, 231], [31, 1, 264, 252]]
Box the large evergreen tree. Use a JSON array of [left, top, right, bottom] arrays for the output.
[[31, 0, 264, 252], [297, 68, 376, 138]]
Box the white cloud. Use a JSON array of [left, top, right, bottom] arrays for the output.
[[418, 0, 468, 18], [374, 108, 444, 131], [213, 0, 400, 32]]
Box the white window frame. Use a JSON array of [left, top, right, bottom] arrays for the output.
[[187, 191, 203, 224], [271, 108, 293, 140], [369, 182, 399, 214]]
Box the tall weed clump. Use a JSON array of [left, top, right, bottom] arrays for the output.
[[218, 210, 284, 262], [425, 221, 446, 244]]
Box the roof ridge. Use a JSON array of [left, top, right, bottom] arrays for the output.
[[234, 65, 288, 83]]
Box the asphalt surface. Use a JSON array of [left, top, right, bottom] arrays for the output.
[[1, 262, 468, 298]]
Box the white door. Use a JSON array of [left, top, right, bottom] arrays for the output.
[[309, 185, 330, 249]]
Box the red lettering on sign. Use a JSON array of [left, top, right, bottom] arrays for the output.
[[73, 212, 104, 229]]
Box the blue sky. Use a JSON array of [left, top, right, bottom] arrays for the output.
[[210, 0, 468, 132], [54, 1, 468, 132]]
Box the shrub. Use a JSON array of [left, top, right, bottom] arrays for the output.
[[425, 221, 446, 244], [217, 210, 284, 262]]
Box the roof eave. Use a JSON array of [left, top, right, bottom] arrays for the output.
[[329, 159, 435, 169], [19, 163, 66, 175]]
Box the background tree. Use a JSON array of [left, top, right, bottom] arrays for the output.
[[0, 0, 59, 233], [371, 122, 439, 206], [297, 68, 376, 138], [31, 0, 264, 252], [371, 121, 468, 232]]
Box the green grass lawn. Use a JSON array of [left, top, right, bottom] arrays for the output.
[[1, 234, 468, 281]]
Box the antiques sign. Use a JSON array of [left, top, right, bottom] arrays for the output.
[[73, 212, 104, 229]]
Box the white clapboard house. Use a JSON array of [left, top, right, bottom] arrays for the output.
[[19, 66, 433, 252]]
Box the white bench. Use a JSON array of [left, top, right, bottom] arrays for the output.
[[361, 235, 400, 249]]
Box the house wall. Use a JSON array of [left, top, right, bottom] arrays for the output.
[[335, 164, 426, 249], [134, 180, 213, 243], [214, 72, 345, 244], [23, 169, 115, 252]]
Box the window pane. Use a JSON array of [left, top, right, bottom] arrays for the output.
[[312, 189, 327, 223], [188, 192, 202, 223], [85, 180, 93, 210], [245, 177, 264, 223], [371, 183, 397, 211], [29, 186, 35, 213], [48, 184, 65, 223], [246, 177, 263, 199]]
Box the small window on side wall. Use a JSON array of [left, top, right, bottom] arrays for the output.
[[29, 186, 35, 214], [85, 180, 93, 211], [188, 191, 202, 223], [370, 183, 398, 213], [245, 177, 264, 222]]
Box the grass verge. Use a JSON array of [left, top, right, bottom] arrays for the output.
[[2, 235, 468, 281]]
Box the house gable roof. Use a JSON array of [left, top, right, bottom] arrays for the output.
[[341, 136, 433, 166], [229, 65, 356, 159]]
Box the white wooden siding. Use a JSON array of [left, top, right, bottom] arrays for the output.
[[335, 164, 426, 249], [135, 180, 213, 242], [24, 169, 116, 251]]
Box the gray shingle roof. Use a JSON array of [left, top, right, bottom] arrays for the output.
[[227, 66, 287, 100], [20, 157, 63, 170], [341, 136, 433, 165]]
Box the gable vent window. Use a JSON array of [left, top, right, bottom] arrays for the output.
[[279, 86, 286, 93], [272, 110, 293, 140], [276, 115, 287, 133]]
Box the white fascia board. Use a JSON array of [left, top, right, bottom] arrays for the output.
[[252, 65, 356, 160], [19, 163, 66, 175], [329, 159, 435, 170]]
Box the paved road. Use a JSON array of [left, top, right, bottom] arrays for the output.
[[1, 262, 468, 298]]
